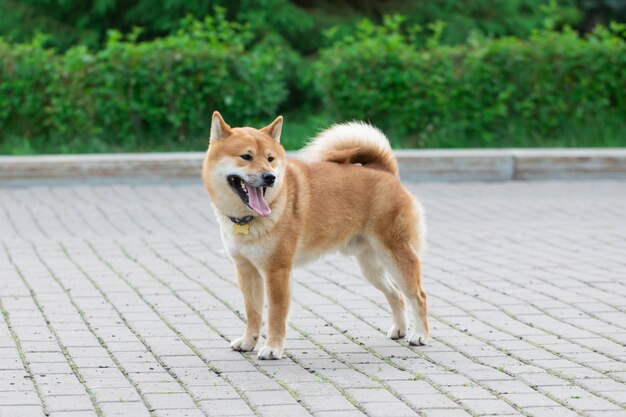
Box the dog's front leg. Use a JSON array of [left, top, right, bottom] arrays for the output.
[[258, 266, 291, 360], [231, 257, 264, 352]]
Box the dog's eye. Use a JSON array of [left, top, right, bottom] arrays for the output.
[[240, 154, 252, 161], [268, 156, 275, 162]]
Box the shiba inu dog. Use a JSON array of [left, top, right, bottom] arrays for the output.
[[202, 111, 429, 359]]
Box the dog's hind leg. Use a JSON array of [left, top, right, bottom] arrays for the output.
[[357, 249, 408, 340], [383, 244, 429, 345], [231, 257, 264, 352]]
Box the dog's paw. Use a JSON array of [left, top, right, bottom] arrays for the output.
[[387, 324, 407, 340], [230, 336, 257, 352], [408, 332, 429, 346], [257, 344, 284, 360]]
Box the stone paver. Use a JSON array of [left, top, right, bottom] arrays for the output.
[[1, 179, 626, 417]]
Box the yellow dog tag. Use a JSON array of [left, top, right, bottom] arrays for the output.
[[233, 223, 250, 235]]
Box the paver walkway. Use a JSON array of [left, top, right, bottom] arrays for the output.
[[1, 179, 625, 417]]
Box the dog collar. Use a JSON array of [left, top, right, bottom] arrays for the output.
[[228, 215, 254, 225]]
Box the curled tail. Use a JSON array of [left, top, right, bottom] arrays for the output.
[[299, 122, 398, 176]]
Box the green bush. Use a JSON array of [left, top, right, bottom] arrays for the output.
[[0, 12, 289, 151], [0, 0, 313, 53], [1, 0, 587, 62], [0, 37, 54, 139], [398, 0, 580, 45], [2, 10, 625, 154], [315, 17, 626, 146]]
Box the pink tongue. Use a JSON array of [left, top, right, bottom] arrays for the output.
[[247, 186, 271, 217]]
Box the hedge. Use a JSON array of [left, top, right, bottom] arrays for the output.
[[0, 15, 288, 149], [1, 15, 625, 152], [315, 19, 626, 145]]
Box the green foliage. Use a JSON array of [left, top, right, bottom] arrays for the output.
[[0, 0, 313, 51], [399, 0, 581, 45], [0, 0, 585, 54], [1, 3, 625, 154], [0, 12, 289, 151], [315, 18, 626, 147]]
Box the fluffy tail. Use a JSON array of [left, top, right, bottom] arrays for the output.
[[299, 122, 398, 176]]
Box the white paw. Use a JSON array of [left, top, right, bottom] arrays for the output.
[[408, 332, 429, 346], [387, 324, 407, 340], [257, 344, 284, 360], [230, 336, 257, 352]]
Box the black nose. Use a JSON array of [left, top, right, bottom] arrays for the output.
[[262, 172, 276, 186]]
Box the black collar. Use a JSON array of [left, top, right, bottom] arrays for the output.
[[228, 215, 254, 225]]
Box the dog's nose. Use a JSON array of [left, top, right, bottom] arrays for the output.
[[262, 172, 276, 186]]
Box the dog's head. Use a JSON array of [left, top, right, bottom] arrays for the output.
[[202, 111, 287, 218]]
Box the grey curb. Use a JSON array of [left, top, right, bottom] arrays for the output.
[[1, 149, 626, 182]]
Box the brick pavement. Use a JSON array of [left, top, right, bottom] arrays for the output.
[[1, 179, 625, 417]]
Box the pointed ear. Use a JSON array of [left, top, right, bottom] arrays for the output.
[[210, 111, 231, 142], [262, 115, 283, 142]]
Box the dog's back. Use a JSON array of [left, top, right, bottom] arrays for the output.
[[293, 122, 425, 256]]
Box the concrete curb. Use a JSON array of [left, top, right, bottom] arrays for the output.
[[1, 149, 626, 182]]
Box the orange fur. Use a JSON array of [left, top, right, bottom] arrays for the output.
[[202, 112, 428, 359]]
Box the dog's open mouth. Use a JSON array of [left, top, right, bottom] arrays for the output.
[[227, 175, 271, 217]]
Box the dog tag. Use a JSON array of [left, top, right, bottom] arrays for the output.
[[233, 223, 250, 235]]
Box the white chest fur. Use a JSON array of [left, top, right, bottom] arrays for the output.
[[218, 217, 278, 270]]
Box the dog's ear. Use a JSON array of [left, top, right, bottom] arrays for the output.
[[261, 116, 283, 142], [210, 111, 231, 142]]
